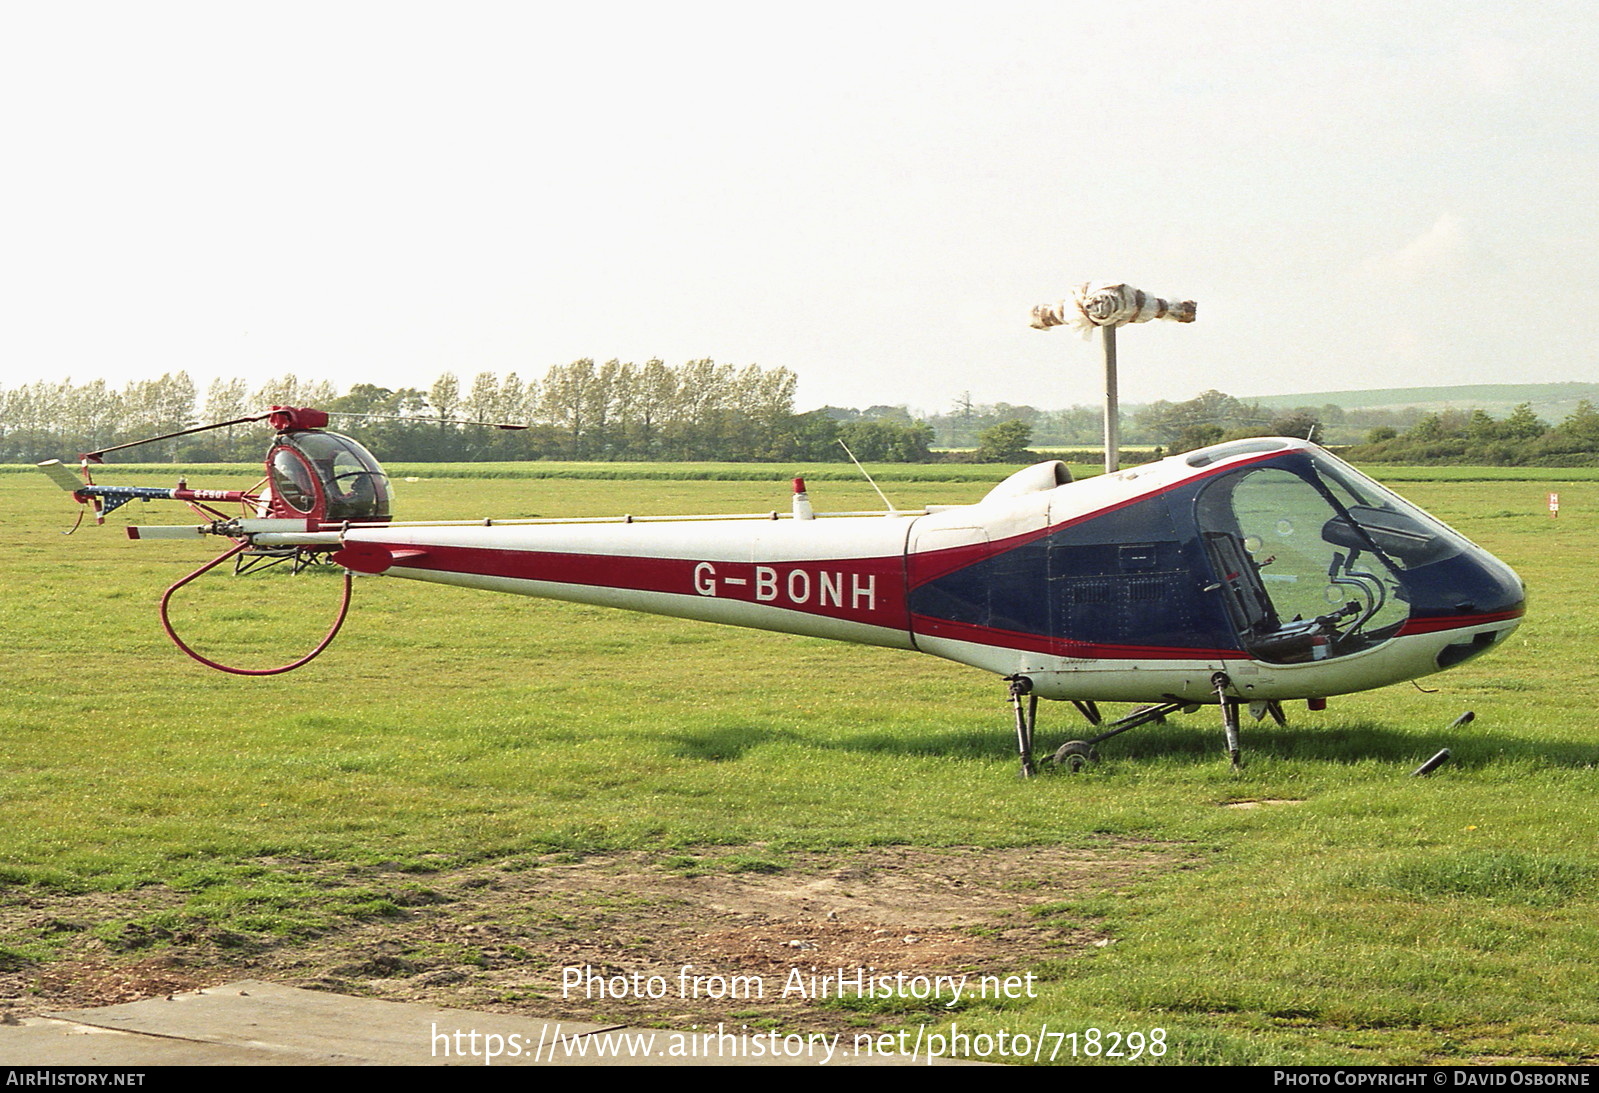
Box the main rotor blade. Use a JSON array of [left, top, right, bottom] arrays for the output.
[[325, 411, 528, 430], [82, 414, 272, 462]]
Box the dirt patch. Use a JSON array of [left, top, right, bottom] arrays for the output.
[[0, 843, 1190, 1033]]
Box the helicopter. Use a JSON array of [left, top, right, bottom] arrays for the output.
[[40, 407, 1526, 775]]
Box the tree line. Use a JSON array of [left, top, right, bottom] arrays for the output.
[[0, 362, 936, 464], [5, 369, 1592, 466], [1341, 401, 1599, 466], [836, 391, 1350, 449], [1122, 389, 1599, 466]]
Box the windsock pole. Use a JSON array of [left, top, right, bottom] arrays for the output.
[[1102, 324, 1119, 474], [1030, 282, 1196, 477]]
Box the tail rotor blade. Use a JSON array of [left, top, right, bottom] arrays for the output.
[[37, 459, 86, 494]]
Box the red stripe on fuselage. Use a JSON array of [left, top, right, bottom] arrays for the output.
[[1396, 608, 1525, 636], [384, 543, 912, 630], [911, 614, 1243, 661], [908, 527, 1053, 587]]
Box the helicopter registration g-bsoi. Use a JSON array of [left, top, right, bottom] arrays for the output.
[[41, 407, 1525, 775]]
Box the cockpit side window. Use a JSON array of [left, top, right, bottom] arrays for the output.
[[269, 449, 318, 513], [1197, 465, 1409, 663]]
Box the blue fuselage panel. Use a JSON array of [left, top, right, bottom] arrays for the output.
[[909, 484, 1240, 654]]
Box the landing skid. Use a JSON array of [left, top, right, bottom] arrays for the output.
[[234, 546, 338, 576], [1005, 674, 1287, 775]]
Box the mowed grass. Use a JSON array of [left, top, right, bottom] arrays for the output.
[[0, 459, 1104, 486], [2, 463, 1597, 1064]]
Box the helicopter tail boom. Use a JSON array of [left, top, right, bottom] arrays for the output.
[[38, 460, 256, 523], [332, 516, 920, 651]]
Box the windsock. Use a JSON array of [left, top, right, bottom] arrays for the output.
[[1031, 282, 1196, 338]]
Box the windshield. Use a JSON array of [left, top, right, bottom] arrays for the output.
[[1306, 452, 1471, 570]]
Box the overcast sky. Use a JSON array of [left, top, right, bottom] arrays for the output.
[[3, 1, 1595, 414]]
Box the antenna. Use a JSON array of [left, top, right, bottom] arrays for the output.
[[836, 440, 898, 514]]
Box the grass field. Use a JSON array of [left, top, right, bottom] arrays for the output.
[[2, 460, 1596, 1064]]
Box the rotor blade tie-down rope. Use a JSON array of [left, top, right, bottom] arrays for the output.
[[159, 542, 354, 676]]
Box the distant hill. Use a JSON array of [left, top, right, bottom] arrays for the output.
[[1242, 382, 1598, 422]]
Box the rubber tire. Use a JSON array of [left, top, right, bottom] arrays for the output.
[[1052, 740, 1100, 772]]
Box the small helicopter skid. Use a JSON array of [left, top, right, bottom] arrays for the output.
[[234, 545, 340, 576]]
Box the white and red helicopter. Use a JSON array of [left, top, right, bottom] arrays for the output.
[[41, 406, 1525, 774]]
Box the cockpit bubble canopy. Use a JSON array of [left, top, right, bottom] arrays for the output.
[[268, 430, 393, 522]]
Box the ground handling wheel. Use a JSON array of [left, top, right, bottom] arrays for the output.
[[1051, 740, 1100, 772]]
